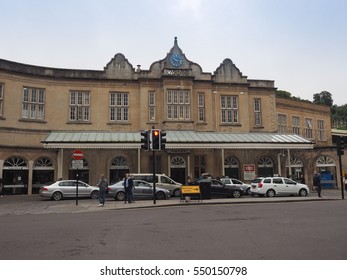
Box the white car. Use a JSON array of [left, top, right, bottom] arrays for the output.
[[220, 178, 252, 195], [251, 177, 309, 197]]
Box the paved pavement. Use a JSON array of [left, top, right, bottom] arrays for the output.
[[0, 188, 345, 216]]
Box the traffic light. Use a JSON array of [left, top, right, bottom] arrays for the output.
[[160, 131, 166, 150], [151, 129, 161, 151], [337, 138, 344, 156], [140, 130, 150, 151]]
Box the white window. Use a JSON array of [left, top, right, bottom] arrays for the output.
[[22, 87, 45, 120], [317, 120, 326, 141], [167, 90, 190, 120], [221, 96, 238, 124], [69, 91, 90, 121], [110, 92, 129, 122], [278, 114, 287, 133], [305, 118, 313, 139], [292, 116, 300, 135], [198, 92, 205, 122], [0, 84, 3, 116], [149, 92, 155, 121], [254, 98, 262, 126]]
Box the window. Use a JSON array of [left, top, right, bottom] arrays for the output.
[[198, 92, 205, 122], [305, 118, 313, 139], [292, 116, 300, 135], [221, 96, 238, 124], [278, 114, 287, 133], [110, 92, 129, 122], [22, 87, 45, 120], [0, 84, 3, 116], [273, 178, 283, 184], [69, 91, 90, 122], [167, 90, 190, 120], [254, 98, 262, 126], [317, 120, 326, 141], [149, 91, 155, 121]]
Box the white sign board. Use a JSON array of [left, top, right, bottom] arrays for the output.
[[72, 160, 83, 170]]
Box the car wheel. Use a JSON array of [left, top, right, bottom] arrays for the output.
[[156, 191, 166, 200], [52, 191, 63, 201], [90, 190, 99, 199], [116, 191, 125, 201], [299, 188, 308, 197], [266, 189, 276, 197], [173, 189, 180, 197], [232, 190, 241, 198]]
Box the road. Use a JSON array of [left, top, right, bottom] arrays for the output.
[[1, 199, 346, 260]]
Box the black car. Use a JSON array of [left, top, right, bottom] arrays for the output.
[[191, 179, 244, 198]]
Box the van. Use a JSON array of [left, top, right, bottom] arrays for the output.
[[131, 174, 182, 197]]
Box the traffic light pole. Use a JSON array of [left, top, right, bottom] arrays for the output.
[[153, 149, 156, 205]]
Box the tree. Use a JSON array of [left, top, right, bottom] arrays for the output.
[[313, 91, 333, 106], [276, 90, 292, 99]]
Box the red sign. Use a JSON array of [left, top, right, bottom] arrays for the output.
[[73, 149, 83, 160]]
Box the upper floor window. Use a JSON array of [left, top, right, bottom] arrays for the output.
[[149, 91, 155, 121], [69, 91, 90, 122], [317, 120, 326, 141], [292, 116, 300, 135], [198, 92, 205, 122], [305, 118, 313, 139], [167, 90, 190, 120], [221, 96, 238, 124], [110, 92, 129, 122], [22, 87, 45, 120], [0, 84, 3, 117], [278, 114, 287, 133], [254, 98, 262, 126]]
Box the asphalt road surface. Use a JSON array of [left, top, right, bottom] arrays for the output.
[[1, 200, 346, 260]]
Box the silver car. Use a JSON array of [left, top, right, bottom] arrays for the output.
[[220, 178, 252, 195], [39, 180, 99, 201], [108, 179, 170, 201]]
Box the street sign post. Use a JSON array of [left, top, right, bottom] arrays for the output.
[[72, 149, 84, 205]]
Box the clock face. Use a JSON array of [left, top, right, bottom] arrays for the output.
[[170, 53, 183, 67]]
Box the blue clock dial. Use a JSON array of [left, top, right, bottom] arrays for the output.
[[170, 54, 183, 67]]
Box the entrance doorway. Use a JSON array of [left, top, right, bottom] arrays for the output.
[[170, 156, 186, 184]]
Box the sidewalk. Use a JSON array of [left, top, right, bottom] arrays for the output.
[[0, 189, 345, 216]]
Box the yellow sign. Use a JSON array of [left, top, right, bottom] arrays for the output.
[[181, 185, 200, 194]]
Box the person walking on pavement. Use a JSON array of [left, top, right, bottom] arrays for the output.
[[97, 174, 108, 206], [124, 174, 134, 203], [313, 173, 322, 198]]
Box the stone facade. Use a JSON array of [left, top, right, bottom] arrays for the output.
[[0, 38, 340, 195]]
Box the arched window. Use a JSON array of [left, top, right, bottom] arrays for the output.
[[4, 156, 28, 169], [257, 156, 274, 177], [170, 156, 186, 168], [111, 156, 128, 169], [224, 156, 240, 179]]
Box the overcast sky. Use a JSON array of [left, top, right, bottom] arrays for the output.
[[1, 0, 346, 105]]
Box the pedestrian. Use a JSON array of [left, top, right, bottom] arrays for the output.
[[97, 174, 108, 207], [299, 174, 305, 184], [313, 173, 322, 198], [124, 173, 134, 203]]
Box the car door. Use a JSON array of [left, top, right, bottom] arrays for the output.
[[283, 178, 299, 195], [272, 178, 286, 195], [77, 181, 90, 197], [211, 180, 228, 196], [135, 181, 153, 198], [61, 181, 76, 197]]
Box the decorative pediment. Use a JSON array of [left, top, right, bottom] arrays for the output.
[[214, 59, 247, 83], [104, 53, 135, 79]]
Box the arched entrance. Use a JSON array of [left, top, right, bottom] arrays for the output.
[[316, 155, 337, 189], [224, 156, 240, 179], [257, 156, 274, 177], [69, 159, 89, 183], [286, 156, 304, 181], [33, 157, 55, 194], [2, 156, 29, 194], [109, 156, 129, 184], [170, 156, 186, 184]]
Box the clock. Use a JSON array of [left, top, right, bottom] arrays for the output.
[[169, 53, 183, 67]]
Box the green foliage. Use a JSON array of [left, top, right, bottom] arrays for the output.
[[313, 91, 333, 106]]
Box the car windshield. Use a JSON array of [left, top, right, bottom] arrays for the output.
[[251, 178, 263, 183]]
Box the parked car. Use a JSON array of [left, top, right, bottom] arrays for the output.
[[39, 180, 99, 201], [190, 179, 244, 198], [131, 174, 182, 197], [220, 177, 252, 195], [108, 179, 170, 201], [251, 177, 309, 197]]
